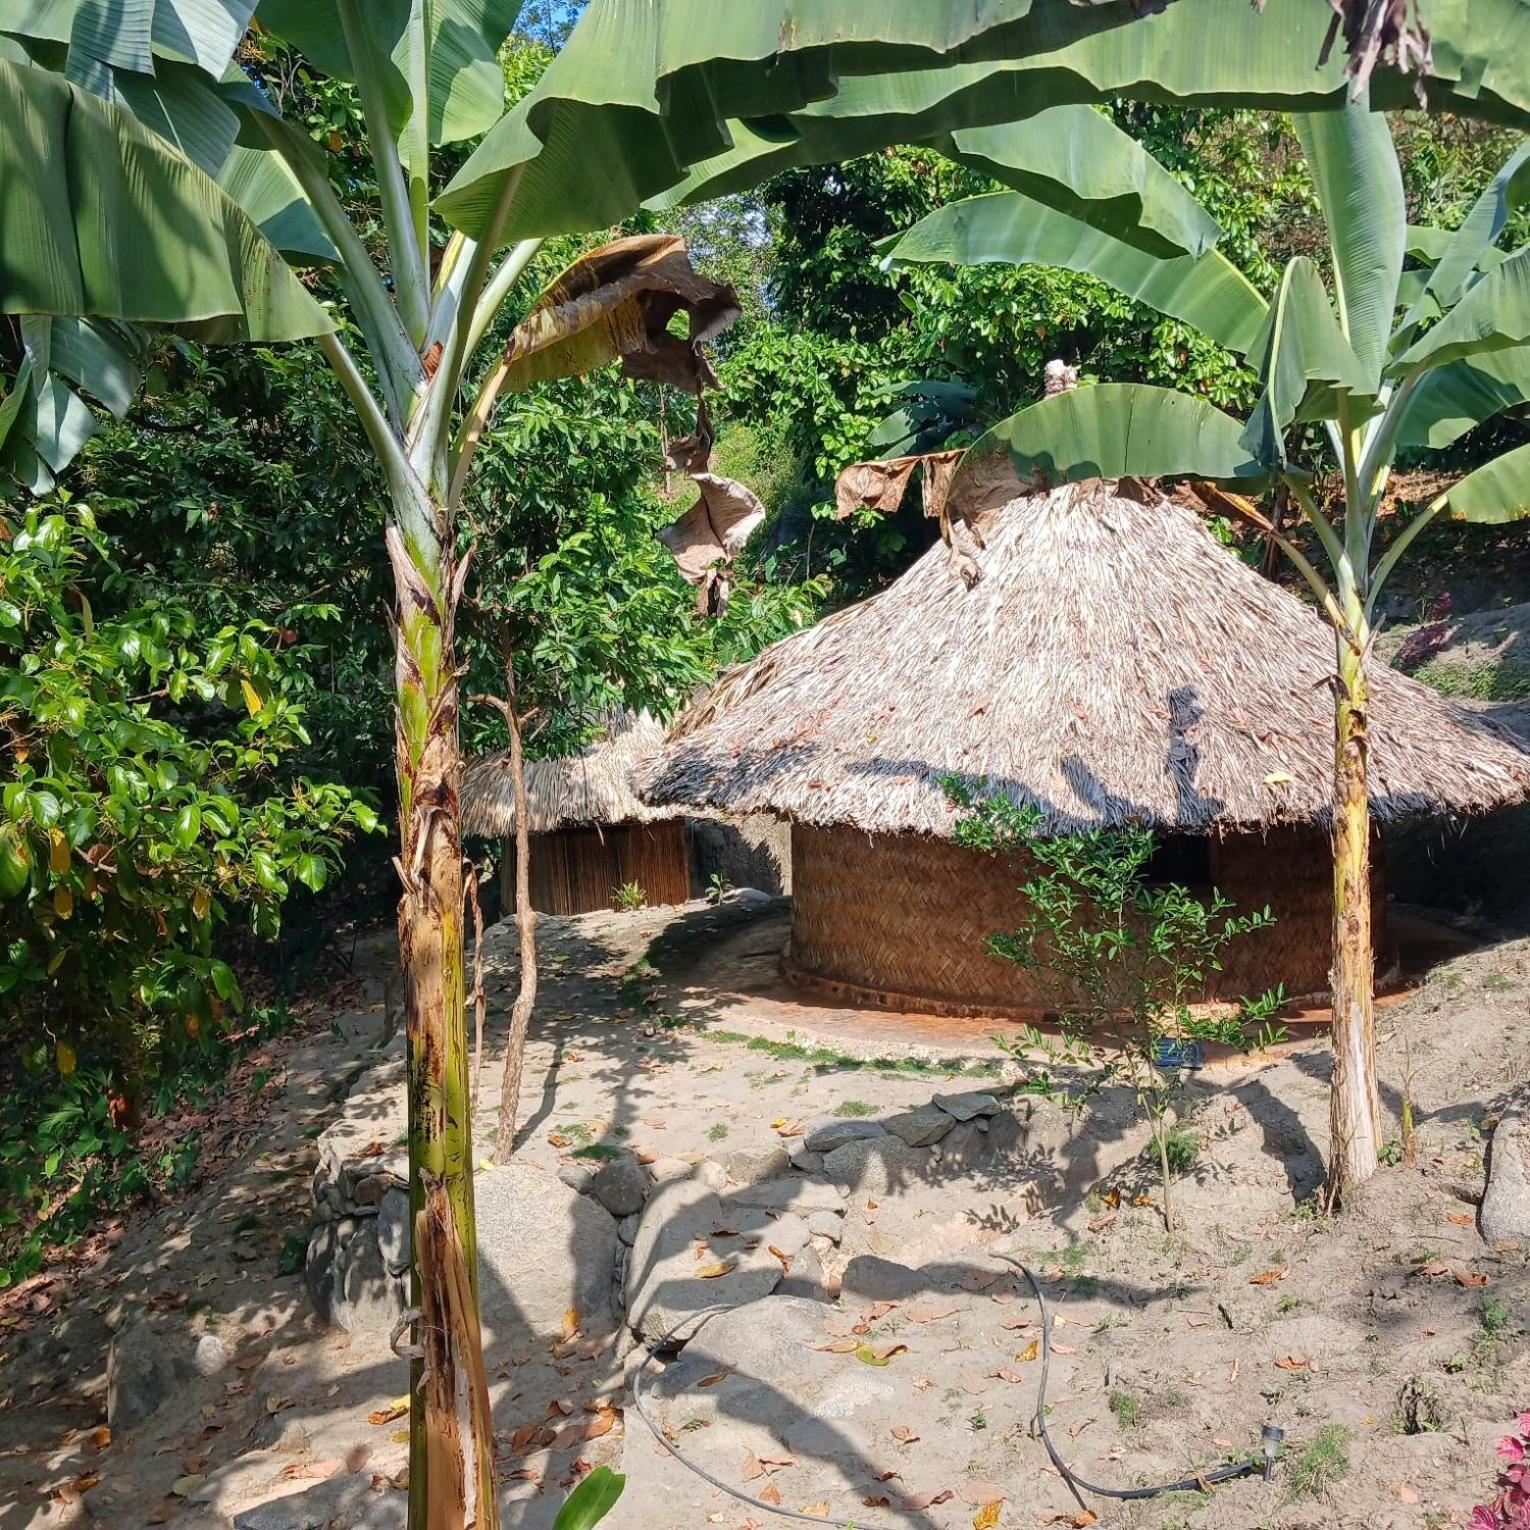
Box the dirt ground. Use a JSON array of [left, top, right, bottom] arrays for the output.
[[0, 898, 1526, 1530]]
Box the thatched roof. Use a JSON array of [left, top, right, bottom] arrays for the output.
[[643, 479, 1530, 837], [463, 710, 676, 838]]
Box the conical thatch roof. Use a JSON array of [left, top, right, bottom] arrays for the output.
[[643, 479, 1530, 837], [463, 710, 675, 838]]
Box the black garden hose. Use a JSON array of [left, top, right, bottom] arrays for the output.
[[629, 1261, 1283, 1523]]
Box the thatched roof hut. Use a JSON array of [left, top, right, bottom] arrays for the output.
[[644, 479, 1530, 1013], [464, 711, 693, 915]]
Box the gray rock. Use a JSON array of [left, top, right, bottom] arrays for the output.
[[882, 1103, 954, 1148], [618, 1212, 641, 1247], [105, 1318, 197, 1430], [695, 1159, 730, 1191], [377, 1188, 410, 1274], [646, 1156, 697, 1187], [807, 1210, 844, 1246], [328, 1219, 406, 1335], [233, 1476, 405, 1529], [351, 1172, 394, 1208], [477, 1163, 619, 1345], [193, 1334, 229, 1377], [762, 1212, 811, 1258], [683, 1296, 840, 1380], [728, 1176, 844, 1215], [840, 1255, 930, 1302], [934, 1090, 1000, 1121], [789, 1149, 824, 1175], [588, 1154, 649, 1218], [803, 1118, 887, 1154], [556, 1161, 595, 1195], [777, 1241, 827, 1302], [822, 1135, 927, 1199], [626, 1178, 784, 1342], [1482, 1109, 1530, 1244], [724, 1145, 791, 1185]]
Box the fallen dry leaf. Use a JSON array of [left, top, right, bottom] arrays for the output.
[[1049, 1341, 1077, 1356], [903, 1488, 954, 1511], [560, 1307, 580, 1342], [1248, 1269, 1288, 1286], [891, 1425, 920, 1444], [994, 1368, 1025, 1384], [741, 1452, 796, 1481], [800, 1503, 829, 1517], [904, 1303, 960, 1324], [759, 1483, 782, 1507], [280, 1459, 342, 1481], [1016, 1338, 1040, 1363], [863, 1496, 891, 1509], [1447, 1212, 1474, 1227], [961, 1373, 990, 1395], [1274, 1355, 1311, 1371], [264, 1395, 294, 1416], [1041, 1513, 1097, 1528], [865, 1301, 899, 1320], [696, 1259, 736, 1279], [1456, 1270, 1490, 1287], [767, 1245, 792, 1274], [696, 1370, 729, 1388], [546, 1132, 571, 1149], [960, 1482, 1007, 1505], [855, 1343, 908, 1367], [973, 1502, 1002, 1529], [1000, 1315, 1034, 1331], [1415, 1260, 1450, 1279], [368, 1399, 409, 1426], [813, 1338, 860, 1354], [550, 1411, 615, 1452]]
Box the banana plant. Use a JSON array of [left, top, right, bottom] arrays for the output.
[[7, 2, 1530, 1524], [883, 103, 1530, 1204]]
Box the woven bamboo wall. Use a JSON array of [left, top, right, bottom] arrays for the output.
[[787, 822, 1387, 1017], [502, 819, 693, 916]]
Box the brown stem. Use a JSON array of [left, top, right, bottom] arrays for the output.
[[1327, 631, 1383, 1203], [388, 515, 498, 1530], [494, 650, 538, 1161]]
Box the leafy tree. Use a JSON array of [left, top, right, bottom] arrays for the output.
[[949, 781, 1284, 1233], [887, 105, 1530, 1202]]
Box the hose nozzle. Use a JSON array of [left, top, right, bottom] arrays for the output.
[[1261, 1425, 1285, 1483]]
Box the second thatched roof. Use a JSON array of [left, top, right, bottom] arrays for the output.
[[642, 478, 1530, 837], [463, 710, 675, 838]]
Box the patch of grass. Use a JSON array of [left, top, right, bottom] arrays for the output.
[[1277, 1294, 1305, 1314], [1483, 971, 1517, 992], [1058, 1241, 1089, 1277], [833, 1100, 879, 1118], [1285, 1425, 1351, 1500], [571, 1143, 622, 1162], [707, 1123, 729, 1143], [1164, 1387, 1186, 1409], [1094, 1313, 1129, 1334], [1108, 1391, 1141, 1429], [698, 1029, 1001, 1078]]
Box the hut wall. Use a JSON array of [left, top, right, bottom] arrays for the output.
[[510, 819, 693, 917], [689, 813, 792, 895], [787, 822, 1387, 1017]]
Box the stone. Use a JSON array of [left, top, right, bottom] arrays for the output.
[[476, 1163, 620, 1345], [1482, 1109, 1530, 1244], [233, 1476, 406, 1529], [330, 1221, 406, 1335], [803, 1118, 886, 1154], [682, 1296, 840, 1380], [807, 1210, 843, 1246], [193, 1334, 229, 1377], [789, 1149, 824, 1174], [695, 1159, 730, 1190], [933, 1090, 1000, 1121], [618, 1212, 640, 1247], [556, 1162, 595, 1195], [646, 1156, 698, 1187], [377, 1189, 410, 1275], [840, 1255, 930, 1302], [777, 1240, 827, 1302], [882, 1103, 955, 1148], [106, 1318, 197, 1430], [762, 1212, 811, 1258], [821, 1135, 928, 1200], [350, 1173, 393, 1208], [724, 1145, 791, 1185], [588, 1155, 649, 1218], [626, 1178, 785, 1342], [728, 1176, 844, 1215]]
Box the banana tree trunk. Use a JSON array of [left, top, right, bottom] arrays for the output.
[[387, 508, 498, 1530], [1328, 623, 1383, 1202]]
